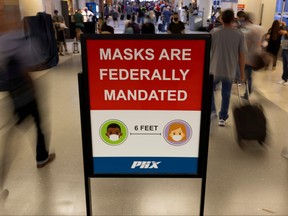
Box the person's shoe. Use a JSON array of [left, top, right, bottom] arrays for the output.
[[37, 153, 56, 168], [0, 189, 9, 201], [218, 119, 228, 127], [210, 111, 217, 120], [281, 147, 288, 159], [283, 82, 288, 86], [278, 80, 286, 84], [59, 53, 65, 56]]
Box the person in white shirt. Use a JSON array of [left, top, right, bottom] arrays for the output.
[[81, 7, 94, 22]]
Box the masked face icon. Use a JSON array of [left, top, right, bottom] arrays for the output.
[[109, 134, 120, 141], [106, 124, 122, 142], [169, 127, 185, 142]]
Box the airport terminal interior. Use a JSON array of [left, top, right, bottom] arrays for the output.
[[1, 16, 288, 216]]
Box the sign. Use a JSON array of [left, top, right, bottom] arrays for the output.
[[221, 0, 238, 3], [237, 4, 245, 11], [81, 34, 211, 176]]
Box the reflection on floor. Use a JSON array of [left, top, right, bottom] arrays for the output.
[[0, 21, 288, 216]]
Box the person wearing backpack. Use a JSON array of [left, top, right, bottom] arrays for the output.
[[0, 6, 56, 171]]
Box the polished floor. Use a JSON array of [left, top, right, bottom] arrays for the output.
[[0, 21, 288, 216]]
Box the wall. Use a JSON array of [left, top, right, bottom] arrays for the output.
[[19, 0, 44, 17], [238, 0, 276, 31], [261, 0, 277, 30]]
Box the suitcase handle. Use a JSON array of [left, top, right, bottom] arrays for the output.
[[236, 80, 250, 105]]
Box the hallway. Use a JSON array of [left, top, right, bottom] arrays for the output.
[[0, 29, 288, 215]]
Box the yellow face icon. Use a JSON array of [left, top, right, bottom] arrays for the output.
[[169, 127, 185, 142]]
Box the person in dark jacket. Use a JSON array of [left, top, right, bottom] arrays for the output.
[[0, 6, 55, 172], [168, 13, 185, 34], [266, 20, 287, 69]]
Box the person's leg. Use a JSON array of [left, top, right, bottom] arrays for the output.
[[219, 79, 233, 122], [75, 28, 82, 41], [211, 80, 219, 118], [28, 100, 49, 162], [166, 20, 170, 31], [235, 66, 240, 83], [272, 54, 277, 68], [15, 99, 53, 166], [63, 40, 68, 52], [59, 42, 64, 56], [244, 65, 253, 97], [282, 50, 288, 82], [162, 20, 165, 31]]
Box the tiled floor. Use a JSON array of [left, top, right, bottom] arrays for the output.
[[0, 21, 288, 215]]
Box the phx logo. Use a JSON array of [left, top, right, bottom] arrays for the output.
[[131, 161, 161, 169]]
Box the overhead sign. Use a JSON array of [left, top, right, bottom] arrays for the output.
[[81, 34, 211, 176], [221, 0, 238, 3]]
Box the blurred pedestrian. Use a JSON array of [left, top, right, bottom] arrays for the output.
[[161, 6, 173, 32], [141, 22, 155, 34], [210, 9, 246, 126], [52, 9, 68, 54], [125, 2, 133, 20], [168, 13, 185, 34], [103, 3, 110, 22], [0, 5, 55, 172], [98, 17, 114, 34], [266, 20, 287, 70], [279, 28, 288, 85], [237, 12, 265, 99], [81, 7, 94, 22], [124, 14, 140, 34], [74, 9, 84, 41], [111, 7, 119, 28]]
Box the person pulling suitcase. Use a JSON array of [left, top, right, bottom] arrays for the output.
[[233, 82, 267, 148]]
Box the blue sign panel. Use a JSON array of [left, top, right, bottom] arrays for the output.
[[93, 157, 198, 174]]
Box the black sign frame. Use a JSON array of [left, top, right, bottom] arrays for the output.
[[78, 34, 213, 216]]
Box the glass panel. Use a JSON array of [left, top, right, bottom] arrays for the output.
[[276, 0, 283, 13]]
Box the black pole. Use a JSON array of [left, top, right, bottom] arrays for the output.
[[199, 74, 213, 216], [78, 73, 93, 216]]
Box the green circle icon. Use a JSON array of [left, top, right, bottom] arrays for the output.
[[100, 120, 128, 145]]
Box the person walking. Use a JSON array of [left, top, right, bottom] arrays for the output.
[[237, 12, 265, 99], [111, 7, 119, 28], [279, 28, 288, 85], [125, 2, 133, 20], [266, 20, 287, 70], [210, 9, 246, 126], [0, 5, 55, 169], [73, 9, 84, 41], [168, 12, 185, 34], [52, 9, 68, 54], [81, 7, 94, 23], [161, 6, 173, 32]]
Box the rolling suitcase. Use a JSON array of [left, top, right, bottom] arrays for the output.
[[233, 82, 267, 146]]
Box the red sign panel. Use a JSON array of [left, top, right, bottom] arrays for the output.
[[86, 39, 205, 111]]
